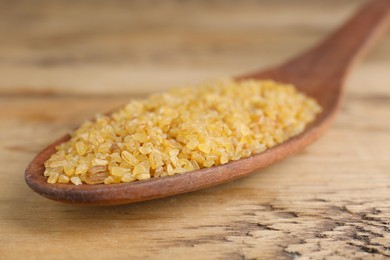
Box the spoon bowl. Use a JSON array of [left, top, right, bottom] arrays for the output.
[[25, 0, 390, 205]]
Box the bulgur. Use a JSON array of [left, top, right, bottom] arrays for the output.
[[44, 79, 321, 185]]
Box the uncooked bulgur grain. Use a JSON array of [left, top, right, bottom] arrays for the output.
[[44, 79, 321, 185]]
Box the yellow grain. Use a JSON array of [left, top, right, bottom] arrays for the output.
[[44, 79, 321, 185]]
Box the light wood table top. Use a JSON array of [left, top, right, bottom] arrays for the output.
[[1, 0, 389, 259]]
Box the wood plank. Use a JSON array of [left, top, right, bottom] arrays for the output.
[[4, 0, 388, 96], [0, 0, 389, 259]]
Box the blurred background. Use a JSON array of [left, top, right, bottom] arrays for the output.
[[2, 0, 389, 96]]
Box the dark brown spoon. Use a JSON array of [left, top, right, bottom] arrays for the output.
[[25, 0, 390, 205]]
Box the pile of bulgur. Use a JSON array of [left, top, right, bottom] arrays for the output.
[[44, 79, 321, 185]]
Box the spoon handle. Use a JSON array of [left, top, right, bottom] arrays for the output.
[[290, 0, 389, 81], [253, 0, 390, 89]]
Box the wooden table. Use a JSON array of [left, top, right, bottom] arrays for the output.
[[1, 0, 389, 259]]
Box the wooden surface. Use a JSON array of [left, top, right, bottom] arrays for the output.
[[1, 0, 390, 259], [24, 0, 390, 207]]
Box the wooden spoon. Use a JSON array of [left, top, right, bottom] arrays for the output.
[[25, 0, 390, 205]]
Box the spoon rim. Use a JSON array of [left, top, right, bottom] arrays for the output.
[[25, 99, 338, 206]]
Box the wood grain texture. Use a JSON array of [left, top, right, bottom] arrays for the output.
[[24, 0, 390, 206], [1, 0, 390, 259]]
